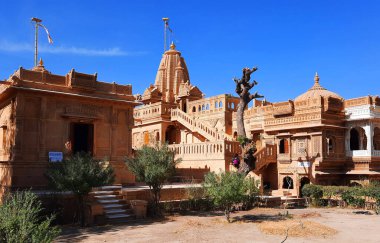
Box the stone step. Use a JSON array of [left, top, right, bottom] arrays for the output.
[[105, 208, 127, 214], [90, 190, 118, 195], [99, 185, 122, 191], [102, 203, 125, 209], [106, 213, 134, 219], [97, 199, 124, 204], [94, 195, 118, 199]]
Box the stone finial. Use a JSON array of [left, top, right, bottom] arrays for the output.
[[314, 72, 320, 83], [170, 41, 176, 50], [38, 58, 44, 66]]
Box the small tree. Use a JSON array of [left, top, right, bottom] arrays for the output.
[[0, 191, 60, 243], [125, 143, 180, 216], [203, 171, 259, 222], [46, 153, 114, 226]]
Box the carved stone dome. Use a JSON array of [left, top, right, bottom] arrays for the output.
[[295, 73, 343, 101]]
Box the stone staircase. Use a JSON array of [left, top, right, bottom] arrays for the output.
[[171, 108, 233, 141], [253, 144, 277, 174], [91, 185, 136, 224]]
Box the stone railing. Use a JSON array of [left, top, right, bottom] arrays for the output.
[[254, 144, 277, 173], [171, 108, 232, 141], [134, 103, 174, 120], [346, 150, 380, 157], [169, 140, 241, 161]]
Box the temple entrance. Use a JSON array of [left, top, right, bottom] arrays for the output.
[[70, 123, 94, 154], [165, 125, 178, 144]]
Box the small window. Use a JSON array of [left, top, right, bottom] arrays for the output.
[[219, 101, 223, 107], [215, 101, 218, 108]]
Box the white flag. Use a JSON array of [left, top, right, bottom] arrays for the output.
[[37, 23, 53, 44]]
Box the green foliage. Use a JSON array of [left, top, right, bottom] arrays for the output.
[[203, 171, 259, 222], [0, 191, 60, 243], [46, 153, 114, 226], [365, 181, 380, 214], [341, 187, 365, 208], [237, 136, 250, 146], [301, 184, 323, 206], [125, 143, 181, 216]]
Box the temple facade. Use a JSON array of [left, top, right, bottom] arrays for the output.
[[0, 60, 137, 197], [133, 44, 380, 196]]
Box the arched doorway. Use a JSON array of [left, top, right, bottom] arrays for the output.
[[182, 101, 187, 113], [282, 176, 294, 189], [299, 177, 310, 197], [350, 127, 367, 150], [165, 125, 178, 144], [374, 127, 380, 150]]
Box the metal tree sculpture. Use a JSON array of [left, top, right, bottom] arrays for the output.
[[233, 67, 263, 174]]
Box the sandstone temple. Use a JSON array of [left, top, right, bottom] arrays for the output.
[[0, 43, 379, 199], [132, 43, 380, 197]]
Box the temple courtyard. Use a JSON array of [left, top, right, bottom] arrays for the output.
[[57, 207, 379, 242]]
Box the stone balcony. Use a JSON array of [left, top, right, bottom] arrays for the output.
[[346, 150, 380, 157]]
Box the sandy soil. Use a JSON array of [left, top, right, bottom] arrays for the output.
[[57, 207, 380, 243]]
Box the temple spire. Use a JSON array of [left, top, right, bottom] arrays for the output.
[[314, 72, 320, 84], [170, 41, 176, 50]]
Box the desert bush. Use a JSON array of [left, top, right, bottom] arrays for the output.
[[126, 143, 181, 217], [302, 184, 323, 206], [203, 171, 259, 222], [0, 191, 60, 243], [341, 187, 365, 208], [46, 153, 114, 226]]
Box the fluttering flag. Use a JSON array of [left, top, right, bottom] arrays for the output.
[[37, 23, 53, 44], [165, 21, 173, 33]]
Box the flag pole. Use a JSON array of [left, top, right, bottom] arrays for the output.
[[162, 17, 169, 52], [31, 17, 42, 67]]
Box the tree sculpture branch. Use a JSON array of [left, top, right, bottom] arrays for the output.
[[233, 67, 264, 175]]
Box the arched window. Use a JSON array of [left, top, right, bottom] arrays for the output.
[[202, 104, 205, 111], [219, 101, 223, 107], [327, 137, 334, 154], [282, 176, 293, 189], [215, 101, 218, 108], [192, 106, 196, 113], [231, 103, 235, 109], [233, 131, 238, 141], [206, 104, 210, 110], [198, 105, 201, 111]]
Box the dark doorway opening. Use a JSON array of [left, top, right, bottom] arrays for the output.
[[70, 123, 94, 154], [350, 128, 360, 150], [299, 177, 310, 197]]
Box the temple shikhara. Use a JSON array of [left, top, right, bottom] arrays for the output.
[[0, 42, 379, 199]]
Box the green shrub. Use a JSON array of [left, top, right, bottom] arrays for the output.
[[0, 191, 60, 243], [341, 187, 365, 208], [46, 153, 114, 226], [203, 171, 259, 222], [301, 184, 323, 206], [365, 181, 380, 214], [126, 143, 181, 217]]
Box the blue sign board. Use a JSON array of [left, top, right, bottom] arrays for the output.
[[49, 152, 63, 162]]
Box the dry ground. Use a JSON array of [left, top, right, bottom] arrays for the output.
[[57, 207, 380, 243]]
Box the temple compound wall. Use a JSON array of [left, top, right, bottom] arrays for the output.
[[0, 62, 137, 197]]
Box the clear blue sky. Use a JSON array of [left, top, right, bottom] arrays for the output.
[[1, 0, 379, 102]]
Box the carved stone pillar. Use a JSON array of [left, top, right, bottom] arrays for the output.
[[364, 123, 374, 153]]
